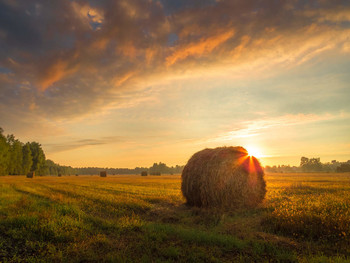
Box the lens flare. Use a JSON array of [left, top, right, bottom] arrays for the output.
[[245, 146, 262, 158]]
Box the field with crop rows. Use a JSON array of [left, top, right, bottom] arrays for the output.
[[0, 173, 349, 262]]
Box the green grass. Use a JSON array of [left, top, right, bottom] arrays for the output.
[[0, 173, 349, 262]]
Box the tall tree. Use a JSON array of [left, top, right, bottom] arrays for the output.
[[45, 159, 59, 175], [29, 142, 46, 175], [300, 157, 309, 167], [7, 135, 24, 175], [22, 143, 33, 175], [0, 128, 10, 175], [300, 156, 322, 172]]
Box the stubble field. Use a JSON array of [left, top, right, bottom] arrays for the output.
[[0, 173, 349, 262]]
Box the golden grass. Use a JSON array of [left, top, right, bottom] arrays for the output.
[[0, 173, 349, 262]]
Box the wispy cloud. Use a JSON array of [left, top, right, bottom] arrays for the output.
[[207, 113, 346, 143], [1, 0, 349, 127], [166, 30, 235, 66], [45, 136, 128, 153]]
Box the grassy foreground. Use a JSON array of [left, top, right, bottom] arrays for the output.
[[0, 173, 349, 262]]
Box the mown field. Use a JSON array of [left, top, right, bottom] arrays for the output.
[[0, 173, 349, 262]]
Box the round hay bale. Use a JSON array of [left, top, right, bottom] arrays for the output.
[[141, 171, 148, 176], [26, 172, 34, 178], [100, 171, 107, 177], [181, 146, 266, 209]]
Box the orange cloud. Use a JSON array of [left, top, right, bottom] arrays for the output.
[[166, 30, 235, 66], [92, 37, 109, 50], [230, 35, 251, 59], [117, 42, 137, 59], [114, 71, 135, 87], [71, 2, 104, 30], [38, 59, 78, 91], [303, 8, 350, 23], [145, 48, 156, 65], [2, 0, 350, 129], [342, 41, 350, 53]]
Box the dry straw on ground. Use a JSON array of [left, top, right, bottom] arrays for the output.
[[181, 146, 266, 209], [100, 171, 107, 177]]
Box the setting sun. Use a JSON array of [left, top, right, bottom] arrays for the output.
[[246, 146, 263, 158]]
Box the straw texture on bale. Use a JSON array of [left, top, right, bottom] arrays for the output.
[[181, 146, 266, 209], [100, 171, 107, 177], [26, 172, 34, 178]]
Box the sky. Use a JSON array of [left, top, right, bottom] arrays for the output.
[[0, 0, 350, 168]]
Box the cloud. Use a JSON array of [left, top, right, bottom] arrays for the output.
[[166, 30, 235, 66], [71, 1, 104, 30], [38, 58, 79, 91], [45, 136, 127, 153], [304, 7, 350, 23], [0, 0, 350, 134], [207, 113, 347, 143]]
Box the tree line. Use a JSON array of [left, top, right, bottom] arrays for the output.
[[0, 128, 46, 176], [265, 156, 350, 173], [44, 161, 184, 176], [3, 127, 348, 175], [0, 128, 184, 176]]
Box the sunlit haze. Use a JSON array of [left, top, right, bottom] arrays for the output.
[[1, 0, 350, 168]]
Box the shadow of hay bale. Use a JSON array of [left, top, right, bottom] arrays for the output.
[[181, 146, 266, 210]]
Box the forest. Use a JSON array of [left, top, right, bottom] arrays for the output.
[[0, 128, 45, 176], [265, 157, 350, 173]]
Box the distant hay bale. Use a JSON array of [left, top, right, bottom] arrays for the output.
[[26, 172, 34, 178], [141, 171, 148, 176], [100, 171, 107, 177], [181, 146, 266, 209], [75, 174, 79, 176], [58, 174, 62, 177]]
